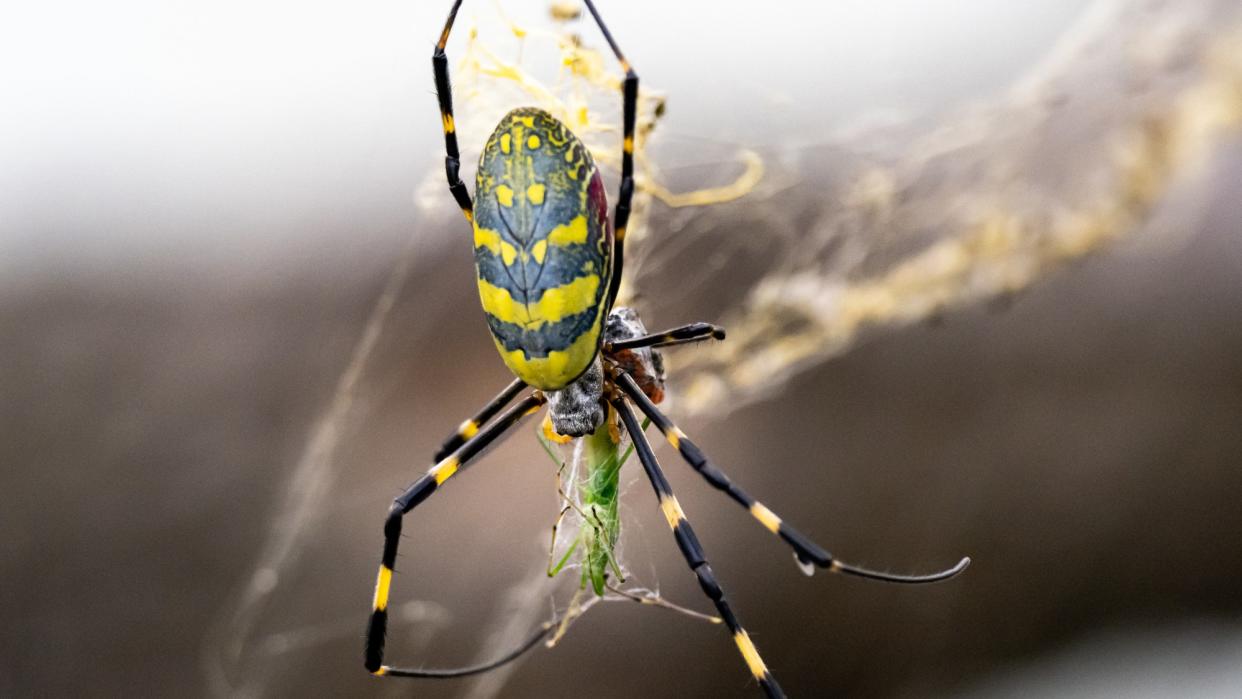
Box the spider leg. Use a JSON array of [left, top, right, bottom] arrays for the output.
[[432, 378, 527, 462], [615, 372, 970, 583], [582, 0, 637, 312], [365, 394, 553, 677], [606, 322, 726, 352], [614, 398, 784, 699], [433, 0, 474, 222]]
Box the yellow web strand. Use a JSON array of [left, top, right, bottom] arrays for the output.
[[676, 16, 1242, 414]]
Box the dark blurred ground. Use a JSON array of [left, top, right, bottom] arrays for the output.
[[3, 135, 1241, 696]]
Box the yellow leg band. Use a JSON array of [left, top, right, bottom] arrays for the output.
[[659, 495, 686, 530], [429, 456, 459, 485], [734, 630, 769, 679], [750, 503, 782, 534], [667, 427, 687, 450], [373, 565, 392, 611]]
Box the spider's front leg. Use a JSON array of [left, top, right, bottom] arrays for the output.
[[614, 372, 970, 583], [431, 378, 527, 462], [613, 397, 785, 699], [365, 394, 551, 678]]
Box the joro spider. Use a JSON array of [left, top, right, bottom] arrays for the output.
[[363, 1, 970, 696]]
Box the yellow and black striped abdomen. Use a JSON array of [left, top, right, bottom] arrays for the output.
[[473, 108, 613, 390]]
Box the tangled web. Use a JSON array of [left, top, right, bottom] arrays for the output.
[[425, 0, 1242, 416], [663, 0, 1242, 414]]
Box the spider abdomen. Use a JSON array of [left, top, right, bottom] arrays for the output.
[[472, 108, 613, 391]]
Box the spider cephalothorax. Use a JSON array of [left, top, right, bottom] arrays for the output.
[[546, 306, 664, 439], [363, 2, 969, 696]]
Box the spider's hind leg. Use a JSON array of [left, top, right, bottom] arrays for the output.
[[432, 0, 474, 221], [581, 0, 638, 312]]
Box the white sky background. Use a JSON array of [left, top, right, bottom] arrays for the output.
[[0, 0, 1086, 274]]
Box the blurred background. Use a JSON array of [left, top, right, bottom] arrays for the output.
[[4, 0, 1242, 697]]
